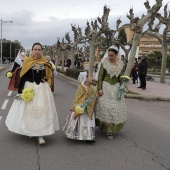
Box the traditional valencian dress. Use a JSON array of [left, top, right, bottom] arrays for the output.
[[63, 76, 97, 141], [95, 57, 127, 135], [5, 55, 60, 137], [8, 50, 26, 91]]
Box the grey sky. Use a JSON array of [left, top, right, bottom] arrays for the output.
[[0, 0, 168, 50]]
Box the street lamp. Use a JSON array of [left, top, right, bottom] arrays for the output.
[[0, 19, 13, 66]]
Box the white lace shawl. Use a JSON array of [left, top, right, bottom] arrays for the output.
[[102, 57, 124, 78]]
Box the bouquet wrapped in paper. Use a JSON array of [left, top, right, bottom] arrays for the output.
[[118, 76, 130, 100], [73, 95, 95, 119]]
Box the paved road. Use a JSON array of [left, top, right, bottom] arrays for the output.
[[0, 67, 170, 170]]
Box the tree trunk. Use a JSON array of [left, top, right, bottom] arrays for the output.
[[61, 51, 64, 72], [89, 41, 95, 77], [70, 47, 75, 68], [125, 34, 141, 76], [160, 32, 168, 83]]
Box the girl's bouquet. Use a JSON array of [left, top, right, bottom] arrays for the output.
[[6, 71, 13, 78], [118, 76, 130, 100], [74, 95, 95, 118], [21, 88, 34, 102]]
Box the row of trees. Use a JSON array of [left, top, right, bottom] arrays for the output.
[[1, 41, 23, 59], [43, 0, 169, 83]]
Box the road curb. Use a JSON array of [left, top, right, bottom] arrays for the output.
[[125, 94, 170, 101]]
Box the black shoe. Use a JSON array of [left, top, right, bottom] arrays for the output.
[[138, 86, 142, 88], [107, 133, 113, 140], [85, 140, 96, 143]]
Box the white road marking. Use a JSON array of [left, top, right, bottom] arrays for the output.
[[7, 91, 12, 96], [1, 99, 9, 109], [0, 116, 2, 122]]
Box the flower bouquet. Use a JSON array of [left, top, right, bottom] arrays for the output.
[[21, 88, 34, 102], [73, 95, 95, 119], [6, 71, 13, 78], [118, 75, 130, 100]]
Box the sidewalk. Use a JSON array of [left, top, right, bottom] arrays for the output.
[[126, 80, 170, 101], [58, 73, 170, 101]]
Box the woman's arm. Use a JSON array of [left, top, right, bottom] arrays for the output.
[[11, 62, 20, 73], [97, 63, 104, 91], [18, 71, 28, 94]]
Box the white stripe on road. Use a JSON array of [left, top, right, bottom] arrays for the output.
[[0, 116, 2, 122], [7, 91, 12, 96], [1, 99, 9, 109]]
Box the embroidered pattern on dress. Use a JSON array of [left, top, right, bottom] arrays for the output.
[[95, 82, 127, 124], [102, 58, 124, 78], [32, 64, 45, 73]]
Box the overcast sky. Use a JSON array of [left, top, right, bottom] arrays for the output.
[[0, 0, 169, 50]]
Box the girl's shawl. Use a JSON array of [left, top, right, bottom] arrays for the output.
[[70, 84, 97, 119]]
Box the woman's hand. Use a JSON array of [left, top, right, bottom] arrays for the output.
[[98, 90, 103, 96]]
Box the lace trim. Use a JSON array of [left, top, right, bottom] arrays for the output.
[[102, 58, 124, 78]]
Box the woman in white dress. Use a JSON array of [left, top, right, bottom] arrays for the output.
[[5, 42, 60, 144]]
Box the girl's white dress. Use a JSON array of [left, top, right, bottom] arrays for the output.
[[5, 81, 60, 136]]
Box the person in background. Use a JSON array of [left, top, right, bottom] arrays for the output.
[[5, 42, 60, 145], [7, 48, 27, 91], [95, 45, 127, 139], [66, 58, 71, 68], [131, 58, 138, 84], [138, 56, 148, 90], [63, 71, 98, 143]]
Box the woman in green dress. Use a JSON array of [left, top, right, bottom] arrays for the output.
[[95, 45, 127, 139]]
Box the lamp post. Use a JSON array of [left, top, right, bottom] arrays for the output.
[[0, 19, 13, 66], [10, 41, 12, 59]]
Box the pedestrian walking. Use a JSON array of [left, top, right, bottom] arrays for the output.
[[7, 48, 27, 91], [5, 42, 60, 145], [63, 71, 98, 143], [95, 45, 127, 139]]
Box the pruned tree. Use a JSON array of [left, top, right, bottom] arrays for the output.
[[66, 24, 86, 68], [56, 38, 70, 72], [85, 5, 113, 76], [144, 3, 170, 83], [125, 0, 163, 76]]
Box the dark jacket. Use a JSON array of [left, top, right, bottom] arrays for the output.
[[138, 58, 148, 76]]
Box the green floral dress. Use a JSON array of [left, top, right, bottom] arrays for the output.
[[95, 58, 127, 135]]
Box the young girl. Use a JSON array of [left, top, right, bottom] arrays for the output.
[[63, 71, 98, 142]]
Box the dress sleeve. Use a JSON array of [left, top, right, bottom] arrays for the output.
[[11, 62, 20, 73], [18, 71, 28, 94], [97, 63, 105, 90]]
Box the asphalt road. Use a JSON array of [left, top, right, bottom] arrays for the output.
[[0, 67, 170, 170]]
